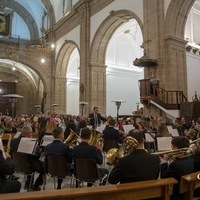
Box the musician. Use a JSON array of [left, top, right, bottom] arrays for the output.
[[73, 127, 109, 186], [88, 107, 106, 129], [108, 129, 160, 184], [0, 150, 21, 193], [160, 136, 194, 200], [45, 127, 73, 189], [103, 118, 125, 143], [11, 125, 44, 191]]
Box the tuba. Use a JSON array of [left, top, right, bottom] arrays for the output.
[[106, 136, 139, 165], [64, 129, 80, 145], [89, 130, 104, 150]]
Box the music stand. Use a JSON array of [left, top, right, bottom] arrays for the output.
[[111, 100, 126, 122]]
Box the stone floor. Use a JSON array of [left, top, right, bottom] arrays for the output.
[[16, 157, 114, 193]]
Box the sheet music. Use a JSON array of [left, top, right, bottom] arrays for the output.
[[157, 137, 172, 151], [167, 126, 179, 137], [145, 133, 155, 142], [14, 132, 21, 139], [122, 125, 134, 134], [87, 125, 92, 130], [17, 138, 38, 154], [40, 135, 54, 146], [96, 124, 106, 133], [0, 138, 6, 159]]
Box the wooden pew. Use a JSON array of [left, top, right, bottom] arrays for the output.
[[180, 171, 200, 200], [1, 178, 177, 200]]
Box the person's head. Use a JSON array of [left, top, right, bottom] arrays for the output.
[[171, 136, 190, 150], [108, 118, 116, 126], [21, 125, 33, 138], [181, 116, 186, 124], [175, 119, 181, 126], [195, 119, 200, 130], [128, 129, 144, 145], [80, 127, 91, 140], [93, 107, 98, 114], [46, 121, 57, 133], [52, 127, 64, 140]]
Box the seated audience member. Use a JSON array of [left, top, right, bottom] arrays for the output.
[[11, 125, 44, 191], [73, 127, 109, 186], [0, 150, 21, 194], [103, 118, 124, 144], [45, 127, 73, 189], [108, 129, 160, 184], [160, 136, 194, 200]]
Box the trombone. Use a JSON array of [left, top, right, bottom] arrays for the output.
[[152, 148, 192, 159]]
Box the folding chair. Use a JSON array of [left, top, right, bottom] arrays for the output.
[[46, 155, 73, 189], [74, 158, 107, 187], [12, 152, 35, 191]]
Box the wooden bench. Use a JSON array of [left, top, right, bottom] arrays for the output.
[[180, 171, 200, 200], [1, 178, 177, 200]]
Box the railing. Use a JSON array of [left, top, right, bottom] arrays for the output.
[[150, 85, 188, 105], [139, 79, 188, 110]]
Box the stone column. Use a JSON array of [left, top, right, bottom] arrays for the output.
[[53, 76, 67, 114], [89, 63, 106, 116], [79, 0, 91, 115]]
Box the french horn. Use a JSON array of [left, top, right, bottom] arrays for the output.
[[106, 136, 139, 165]]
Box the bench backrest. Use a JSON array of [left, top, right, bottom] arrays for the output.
[[1, 178, 177, 200]]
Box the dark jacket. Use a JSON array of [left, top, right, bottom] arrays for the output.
[[103, 126, 123, 144], [160, 156, 194, 200], [45, 140, 73, 163], [108, 149, 160, 184], [0, 153, 15, 186], [73, 142, 103, 165]]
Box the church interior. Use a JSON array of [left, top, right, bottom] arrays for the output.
[[1, 0, 200, 199]]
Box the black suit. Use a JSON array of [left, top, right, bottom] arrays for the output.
[[45, 140, 73, 163], [103, 126, 123, 143], [160, 157, 194, 200], [73, 142, 103, 164], [73, 142, 108, 184], [108, 149, 160, 184], [45, 140, 73, 189], [0, 152, 21, 193], [89, 113, 106, 129]]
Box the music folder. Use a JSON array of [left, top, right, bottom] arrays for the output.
[[96, 124, 106, 133], [167, 126, 179, 137], [40, 135, 54, 146], [122, 124, 134, 134], [17, 138, 38, 155]]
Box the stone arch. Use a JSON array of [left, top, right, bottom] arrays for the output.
[[90, 9, 143, 64], [54, 40, 80, 113], [0, 0, 39, 41], [42, 0, 56, 29], [165, 0, 195, 38], [56, 40, 79, 77], [89, 9, 143, 113]]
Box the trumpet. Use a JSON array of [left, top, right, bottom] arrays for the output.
[[190, 138, 200, 148], [106, 136, 139, 165], [64, 129, 80, 145], [153, 148, 192, 159]]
